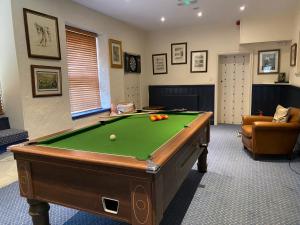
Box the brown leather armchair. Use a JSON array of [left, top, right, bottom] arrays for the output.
[[241, 107, 300, 159]]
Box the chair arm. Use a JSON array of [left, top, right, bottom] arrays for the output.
[[252, 122, 300, 155], [253, 122, 300, 131], [242, 115, 273, 125]]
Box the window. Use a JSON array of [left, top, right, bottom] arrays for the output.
[[65, 26, 101, 116]]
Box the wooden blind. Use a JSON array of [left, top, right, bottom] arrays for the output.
[[66, 26, 101, 114]]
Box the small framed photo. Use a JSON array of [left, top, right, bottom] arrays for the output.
[[191, 50, 208, 73], [31, 65, 62, 97], [109, 39, 123, 68], [171, 42, 187, 65], [258, 49, 280, 74], [290, 43, 297, 67], [23, 8, 61, 60], [152, 54, 168, 75]]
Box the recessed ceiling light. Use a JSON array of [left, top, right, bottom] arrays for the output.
[[161, 17, 165, 22], [197, 12, 203, 17], [240, 5, 246, 11]]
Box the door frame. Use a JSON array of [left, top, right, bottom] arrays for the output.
[[215, 51, 254, 125]]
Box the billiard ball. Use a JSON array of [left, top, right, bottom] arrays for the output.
[[164, 115, 169, 119], [110, 134, 116, 141], [156, 115, 162, 120], [150, 115, 157, 121]]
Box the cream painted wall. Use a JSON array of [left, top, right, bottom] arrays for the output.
[[240, 14, 294, 44], [141, 24, 241, 108], [0, 0, 25, 129], [9, 0, 146, 138], [142, 24, 292, 123], [290, 10, 300, 86], [241, 42, 291, 84]]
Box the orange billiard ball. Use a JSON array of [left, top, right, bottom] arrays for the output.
[[156, 115, 162, 120], [150, 115, 157, 121], [164, 115, 169, 119]]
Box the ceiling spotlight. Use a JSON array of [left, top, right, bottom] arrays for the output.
[[240, 5, 246, 11], [161, 17, 165, 22], [197, 12, 203, 17]]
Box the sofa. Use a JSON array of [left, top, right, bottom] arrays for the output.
[[0, 117, 28, 153], [241, 107, 300, 159]]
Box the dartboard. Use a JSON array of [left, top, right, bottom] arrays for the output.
[[129, 56, 137, 72]]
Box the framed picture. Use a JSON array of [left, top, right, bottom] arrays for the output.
[[258, 49, 280, 74], [31, 65, 62, 97], [152, 54, 168, 75], [109, 39, 123, 68], [171, 42, 187, 65], [191, 50, 208, 73], [23, 8, 61, 60], [124, 53, 141, 73], [291, 43, 297, 67]]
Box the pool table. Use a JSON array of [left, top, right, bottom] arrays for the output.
[[10, 111, 212, 225]]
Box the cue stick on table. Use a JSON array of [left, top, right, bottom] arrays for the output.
[[98, 108, 188, 120]]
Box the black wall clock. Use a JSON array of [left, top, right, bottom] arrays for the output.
[[124, 53, 141, 73]]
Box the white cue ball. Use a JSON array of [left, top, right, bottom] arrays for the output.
[[110, 134, 116, 141]]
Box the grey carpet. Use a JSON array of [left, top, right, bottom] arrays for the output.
[[0, 125, 300, 225]]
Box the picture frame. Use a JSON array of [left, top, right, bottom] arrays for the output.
[[152, 54, 168, 75], [171, 42, 187, 65], [258, 49, 280, 74], [109, 39, 123, 68], [290, 43, 297, 67], [31, 65, 62, 97], [124, 52, 141, 74], [23, 8, 61, 60], [191, 50, 208, 73]]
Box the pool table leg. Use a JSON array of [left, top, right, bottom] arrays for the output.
[[27, 199, 50, 225], [197, 144, 208, 173]]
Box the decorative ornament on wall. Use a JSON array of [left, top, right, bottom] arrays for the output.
[[124, 53, 141, 73], [23, 8, 61, 60]]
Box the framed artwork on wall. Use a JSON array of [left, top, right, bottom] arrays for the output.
[[23, 8, 61, 60], [31, 65, 62, 97], [191, 50, 208, 73], [124, 53, 141, 73], [171, 42, 187, 65], [258, 49, 280, 74], [290, 43, 297, 67], [152, 54, 168, 75], [109, 39, 123, 68]]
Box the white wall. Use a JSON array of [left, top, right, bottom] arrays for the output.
[[240, 14, 294, 44], [0, 0, 25, 129], [9, 0, 146, 138], [290, 10, 300, 86], [241, 42, 291, 84], [142, 23, 292, 122]]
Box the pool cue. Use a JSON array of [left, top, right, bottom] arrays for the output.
[[98, 108, 188, 120], [99, 111, 159, 119]]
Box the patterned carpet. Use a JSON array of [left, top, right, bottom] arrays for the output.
[[1, 125, 300, 225]]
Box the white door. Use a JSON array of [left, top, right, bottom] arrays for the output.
[[218, 54, 251, 124]]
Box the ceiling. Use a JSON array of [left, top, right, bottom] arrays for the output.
[[72, 0, 299, 31]]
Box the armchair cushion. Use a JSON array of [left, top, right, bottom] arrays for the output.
[[272, 105, 289, 123]]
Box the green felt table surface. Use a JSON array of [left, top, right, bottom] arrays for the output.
[[38, 112, 201, 160]]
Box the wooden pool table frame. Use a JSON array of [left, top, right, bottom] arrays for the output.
[[10, 112, 212, 225]]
